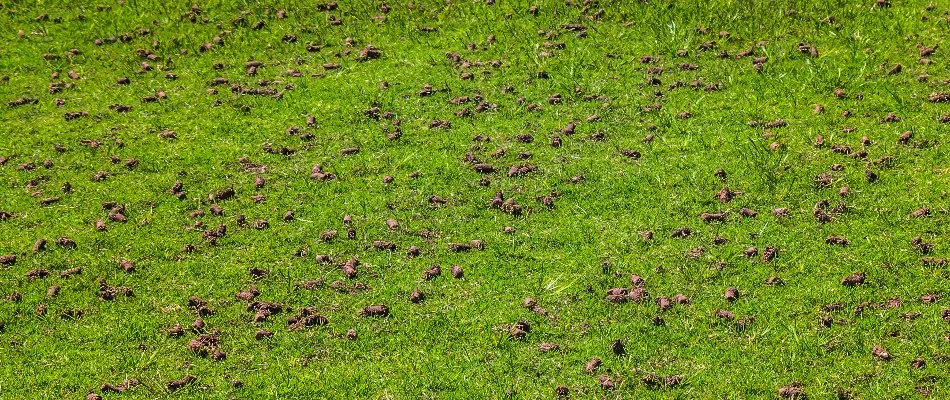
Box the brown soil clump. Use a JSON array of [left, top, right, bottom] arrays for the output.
[[167, 375, 196, 392], [872, 345, 892, 361], [360, 304, 390, 317], [841, 272, 866, 286], [288, 307, 329, 330], [777, 382, 806, 399], [671, 227, 692, 238]]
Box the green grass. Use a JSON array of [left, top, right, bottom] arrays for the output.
[[1, 0, 950, 398]]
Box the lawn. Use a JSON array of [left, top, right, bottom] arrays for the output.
[[1, 0, 949, 398]]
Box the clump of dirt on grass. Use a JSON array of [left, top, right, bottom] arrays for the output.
[[209, 187, 235, 201], [288, 307, 329, 330], [872, 345, 892, 361], [310, 164, 337, 180], [0, 254, 16, 266], [826, 235, 849, 245], [584, 357, 602, 374], [423, 265, 441, 280], [360, 304, 390, 317], [489, 191, 523, 215], [715, 309, 735, 321], [342, 257, 359, 278], [187, 330, 220, 358], [167, 375, 196, 392], [509, 320, 530, 340], [700, 211, 726, 222], [671, 227, 692, 238], [777, 382, 806, 399], [59, 267, 82, 278], [841, 272, 866, 286], [606, 288, 628, 303], [409, 290, 425, 303], [912, 236, 933, 253], [188, 296, 215, 316], [235, 285, 259, 301], [26, 269, 49, 280], [641, 372, 683, 389], [716, 186, 737, 203], [373, 240, 396, 251], [724, 287, 739, 302], [448, 242, 471, 252]]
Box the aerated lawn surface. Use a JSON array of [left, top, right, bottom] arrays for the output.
[[1, 0, 950, 398]]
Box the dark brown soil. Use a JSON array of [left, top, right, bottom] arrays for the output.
[[715, 309, 735, 320], [165, 323, 184, 337], [343, 257, 359, 278], [444, 242, 471, 253], [509, 323, 527, 340], [606, 287, 628, 303], [673, 294, 690, 304], [671, 227, 692, 238], [423, 265, 442, 280], [630, 274, 645, 287], [360, 304, 390, 317], [628, 287, 650, 302], [912, 236, 933, 253], [929, 92, 950, 103], [256, 329, 274, 340], [409, 289, 425, 303], [872, 345, 892, 361], [288, 307, 329, 330], [716, 186, 735, 203], [778, 382, 805, 398], [26, 269, 49, 279], [611, 339, 625, 355], [584, 357, 602, 373], [841, 272, 866, 286], [167, 375, 196, 392], [701, 212, 726, 222], [310, 164, 337, 180], [724, 287, 739, 301], [620, 149, 641, 159], [826, 235, 849, 245]]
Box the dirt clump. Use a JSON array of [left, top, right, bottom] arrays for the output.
[[360, 304, 390, 317], [671, 227, 692, 238], [288, 307, 329, 330], [841, 272, 866, 286], [167, 375, 196, 392], [872, 345, 892, 361], [423, 265, 442, 280], [778, 382, 806, 399], [701, 211, 726, 222]]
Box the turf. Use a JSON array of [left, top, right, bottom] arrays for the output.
[[1, 0, 949, 398]]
